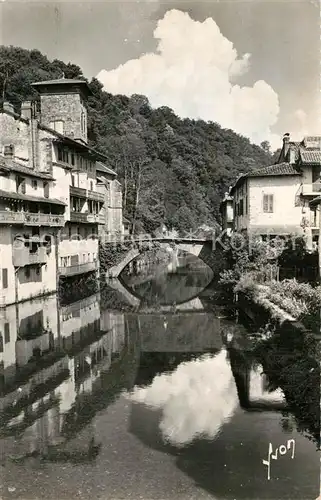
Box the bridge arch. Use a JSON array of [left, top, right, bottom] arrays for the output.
[[103, 238, 215, 279]]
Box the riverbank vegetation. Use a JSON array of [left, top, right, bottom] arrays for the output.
[[1, 45, 273, 233], [251, 321, 320, 447], [219, 236, 320, 332]]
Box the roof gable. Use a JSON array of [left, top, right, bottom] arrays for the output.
[[299, 150, 321, 165], [248, 162, 301, 177]]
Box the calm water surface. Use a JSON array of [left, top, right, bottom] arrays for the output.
[[0, 254, 319, 499]]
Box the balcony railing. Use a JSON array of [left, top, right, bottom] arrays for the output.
[[87, 191, 104, 202], [70, 211, 102, 223], [301, 182, 321, 196], [58, 261, 98, 277], [13, 246, 47, 267], [70, 186, 104, 202], [0, 211, 65, 226]]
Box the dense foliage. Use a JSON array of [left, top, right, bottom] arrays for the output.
[[251, 323, 320, 447], [0, 45, 273, 233]]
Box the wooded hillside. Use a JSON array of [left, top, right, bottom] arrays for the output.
[[0, 46, 274, 234]]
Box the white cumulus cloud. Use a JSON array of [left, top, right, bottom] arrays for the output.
[[126, 350, 238, 447], [97, 9, 281, 149]]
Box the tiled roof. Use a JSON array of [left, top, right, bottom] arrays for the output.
[[0, 189, 66, 206], [96, 162, 117, 176], [299, 150, 321, 164], [230, 162, 300, 194], [0, 157, 54, 180], [248, 162, 301, 177], [32, 78, 87, 86]]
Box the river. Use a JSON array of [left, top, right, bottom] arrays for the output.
[[0, 254, 319, 499]]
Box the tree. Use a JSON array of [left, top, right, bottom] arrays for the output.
[[260, 140, 271, 155], [1, 45, 274, 234]]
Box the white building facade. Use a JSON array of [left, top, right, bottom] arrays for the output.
[[0, 77, 124, 305]]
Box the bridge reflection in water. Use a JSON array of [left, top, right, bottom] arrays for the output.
[[0, 289, 290, 466], [0, 253, 319, 500]]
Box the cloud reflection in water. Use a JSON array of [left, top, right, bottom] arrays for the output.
[[127, 350, 238, 447]]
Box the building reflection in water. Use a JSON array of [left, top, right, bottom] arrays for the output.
[[0, 291, 136, 464]]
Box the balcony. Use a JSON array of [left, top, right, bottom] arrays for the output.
[[70, 211, 102, 224], [87, 190, 104, 202], [70, 186, 104, 202], [0, 211, 65, 226], [301, 182, 321, 197], [13, 246, 47, 267], [58, 261, 98, 277], [70, 186, 87, 198]]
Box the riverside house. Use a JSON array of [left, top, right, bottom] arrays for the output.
[[228, 134, 321, 250], [0, 77, 123, 305], [219, 189, 234, 236]]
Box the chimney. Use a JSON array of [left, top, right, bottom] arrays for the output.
[[4, 144, 14, 159], [3, 102, 15, 114], [21, 101, 32, 120], [283, 133, 291, 159]]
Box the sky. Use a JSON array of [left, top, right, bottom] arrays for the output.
[[1, 0, 320, 149]]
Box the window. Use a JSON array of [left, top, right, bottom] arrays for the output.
[[57, 147, 63, 162], [32, 180, 38, 190], [25, 267, 30, 279], [263, 194, 274, 213], [24, 234, 30, 248], [16, 176, 26, 194], [2, 269, 8, 289], [245, 196, 248, 215], [90, 181, 94, 191], [50, 120, 64, 134], [30, 241, 38, 254], [239, 199, 244, 216], [312, 166, 321, 183], [4, 323, 10, 344], [71, 175, 75, 187], [43, 181, 49, 198], [63, 150, 69, 163], [71, 153, 75, 166]]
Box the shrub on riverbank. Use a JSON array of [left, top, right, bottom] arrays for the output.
[[234, 274, 320, 328], [220, 236, 320, 330], [252, 325, 320, 447]]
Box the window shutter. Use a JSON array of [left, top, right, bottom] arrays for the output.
[[263, 194, 269, 212], [268, 195, 273, 213], [2, 269, 8, 289], [4, 323, 10, 344], [43, 182, 49, 198]]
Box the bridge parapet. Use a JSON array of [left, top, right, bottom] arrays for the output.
[[99, 234, 226, 279]]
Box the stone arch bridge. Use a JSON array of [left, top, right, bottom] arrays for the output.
[[101, 237, 223, 279]]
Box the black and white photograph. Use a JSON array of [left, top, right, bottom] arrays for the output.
[[0, 1, 320, 499]]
